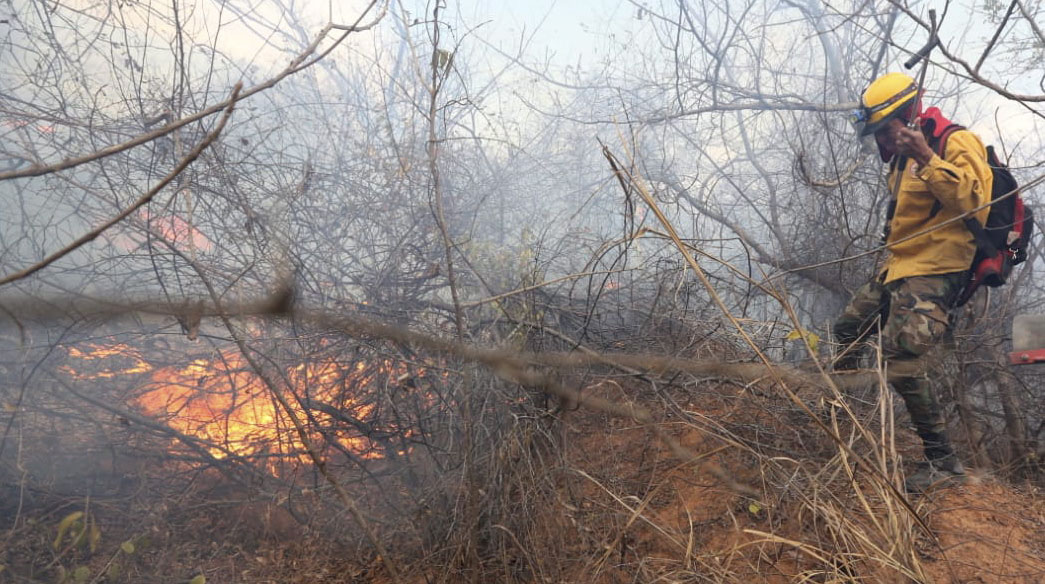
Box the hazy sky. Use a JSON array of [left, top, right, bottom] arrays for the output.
[[30, 1, 1043, 157]]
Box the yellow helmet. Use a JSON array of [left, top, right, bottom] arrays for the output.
[[856, 72, 920, 136]]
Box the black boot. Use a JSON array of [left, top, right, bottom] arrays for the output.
[[905, 431, 966, 494]]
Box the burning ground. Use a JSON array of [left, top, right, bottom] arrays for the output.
[[0, 319, 1043, 583], [57, 337, 418, 467]]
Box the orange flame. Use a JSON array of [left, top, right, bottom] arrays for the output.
[[60, 343, 153, 379], [64, 343, 418, 472]]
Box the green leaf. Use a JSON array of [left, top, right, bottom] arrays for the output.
[[785, 329, 820, 352], [189, 575, 206, 584], [120, 540, 135, 554], [54, 511, 84, 550], [748, 501, 762, 514], [72, 566, 90, 583], [87, 522, 101, 553]]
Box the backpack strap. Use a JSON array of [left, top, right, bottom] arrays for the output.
[[929, 124, 965, 156]]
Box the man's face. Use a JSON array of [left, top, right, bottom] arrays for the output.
[[874, 118, 905, 154]]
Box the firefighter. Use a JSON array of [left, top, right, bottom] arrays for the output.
[[833, 72, 993, 493]]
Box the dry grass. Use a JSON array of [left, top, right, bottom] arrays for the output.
[[2, 326, 1044, 583]]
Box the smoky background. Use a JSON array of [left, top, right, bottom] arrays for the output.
[[0, 1, 1043, 582]]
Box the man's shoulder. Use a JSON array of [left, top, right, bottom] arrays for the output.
[[939, 127, 988, 158], [948, 127, 985, 141]]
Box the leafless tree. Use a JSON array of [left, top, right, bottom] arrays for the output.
[[1, 1, 1043, 581]]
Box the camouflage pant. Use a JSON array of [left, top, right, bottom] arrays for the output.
[[832, 273, 964, 449]]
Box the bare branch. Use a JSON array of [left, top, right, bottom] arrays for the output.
[[0, 83, 242, 287], [0, 0, 385, 182], [974, 0, 1019, 74], [887, 0, 1045, 104]]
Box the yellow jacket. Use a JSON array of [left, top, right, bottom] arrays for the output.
[[883, 129, 993, 283]]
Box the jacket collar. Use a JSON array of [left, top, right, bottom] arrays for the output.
[[917, 106, 957, 142]]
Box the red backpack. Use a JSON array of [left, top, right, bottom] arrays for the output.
[[925, 119, 1035, 306]]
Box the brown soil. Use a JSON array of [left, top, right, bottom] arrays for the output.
[[921, 481, 1045, 583], [3, 378, 1043, 583], [540, 380, 1045, 583]]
